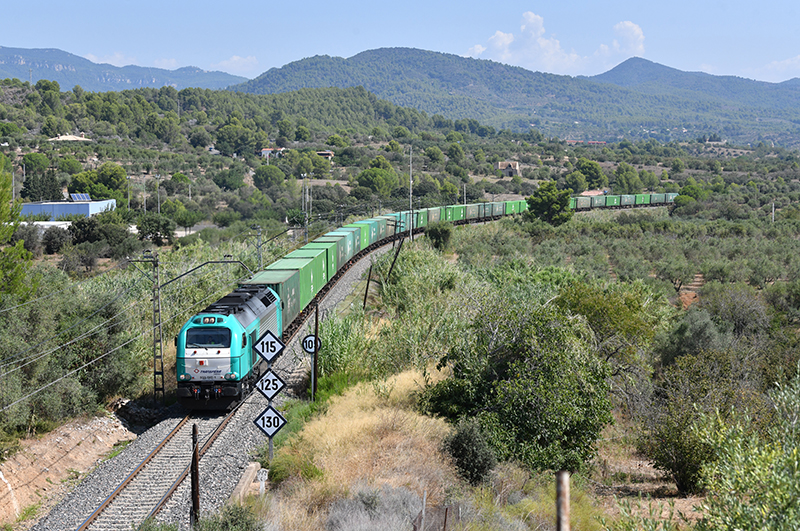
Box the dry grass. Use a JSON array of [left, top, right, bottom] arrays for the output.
[[262, 369, 458, 531], [591, 412, 703, 524]]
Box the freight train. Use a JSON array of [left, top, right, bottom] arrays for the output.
[[175, 193, 677, 409]]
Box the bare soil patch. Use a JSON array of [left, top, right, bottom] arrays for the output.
[[592, 414, 703, 524], [0, 414, 136, 529]]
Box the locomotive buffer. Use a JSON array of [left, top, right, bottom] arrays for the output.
[[253, 330, 287, 459]]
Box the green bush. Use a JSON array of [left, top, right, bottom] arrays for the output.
[[196, 504, 259, 531], [695, 374, 800, 530], [443, 418, 496, 485], [265, 441, 323, 486], [425, 221, 453, 251]]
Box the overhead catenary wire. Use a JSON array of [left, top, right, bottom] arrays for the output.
[[0, 257, 245, 375], [0, 284, 229, 413], [0, 260, 131, 315], [0, 277, 146, 371], [0, 297, 144, 377]]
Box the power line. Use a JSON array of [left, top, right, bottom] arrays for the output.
[[0, 261, 129, 315], [0, 298, 143, 377], [0, 278, 145, 371], [1, 286, 227, 413]]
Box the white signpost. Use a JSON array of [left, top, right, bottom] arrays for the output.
[[255, 370, 285, 401], [253, 406, 286, 438], [254, 330, 285, 363], [302, 334, 321, 354], [257, 468, 269, 496], [252, 330, 287, 460]]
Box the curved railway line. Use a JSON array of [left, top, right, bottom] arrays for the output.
[[31, 206, 672, 529], [31, 234, 399, 531]]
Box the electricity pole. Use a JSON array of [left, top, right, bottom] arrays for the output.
[[409, 146, 413, 241]]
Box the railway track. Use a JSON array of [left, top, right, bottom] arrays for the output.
[[77, 409, 237, 531], [32, 235, 401, 530]]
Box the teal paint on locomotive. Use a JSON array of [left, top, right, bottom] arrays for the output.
[[176, 286, 281, 410]]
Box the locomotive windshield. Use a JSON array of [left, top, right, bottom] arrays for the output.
[[186, 327, 231, 348]]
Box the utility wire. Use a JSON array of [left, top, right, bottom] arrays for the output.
[[1, 285, 227, 413], [0, 278, 144, 370], [0, 297, 143, 377], [0, 261, 130, 315]]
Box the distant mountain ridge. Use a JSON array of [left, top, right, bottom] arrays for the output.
[[0, 46, 247, 91], [588, 57, 800, 110], [232, 48, 800, 146]]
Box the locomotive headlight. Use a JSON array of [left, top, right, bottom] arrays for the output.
[[179, 373, 192, 381], [224, 372, 237, 381]]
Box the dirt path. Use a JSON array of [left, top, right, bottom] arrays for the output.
[[0, 415, 136, 528]]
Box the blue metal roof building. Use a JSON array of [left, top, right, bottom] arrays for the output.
[[21, 199, 116, 220]]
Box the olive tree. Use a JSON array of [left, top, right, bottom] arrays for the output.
[[421, 294, 613, 472]]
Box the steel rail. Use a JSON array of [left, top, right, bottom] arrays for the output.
[[147, 399, 247, 519], [76, 415, 192, 531]]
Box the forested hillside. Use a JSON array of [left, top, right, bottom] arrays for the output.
[[232, 47, 800, 146], [4, 74, 800, 528], [0, 46, 246, 91]]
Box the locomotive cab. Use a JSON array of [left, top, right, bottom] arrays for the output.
[[176, 286, 281, 410]]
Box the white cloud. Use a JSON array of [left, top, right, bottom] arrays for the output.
[[467, 44, 486, 56], [210, 55, 259, 76], [85, 52, 138, 67], [520, 12, 546, 38], [466, 12, 645, 75], [488, 31, 515, 61], [612, 21, 645, 55], [154, 58, 179, 70], [758, 55, 800, 82]]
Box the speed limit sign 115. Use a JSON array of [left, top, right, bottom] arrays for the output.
[[302, 334, 321, 354]]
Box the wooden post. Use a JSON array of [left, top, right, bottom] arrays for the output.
[[420, 490, 427, 531], [387, 237, 404, 280], [313, 303, 319, 401], [556, 470, 570, 531], [190, 424, 200, 527], [363, 264, 373, 309]]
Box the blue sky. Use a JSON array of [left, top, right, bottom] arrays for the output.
[[5, 1, 800, 82]]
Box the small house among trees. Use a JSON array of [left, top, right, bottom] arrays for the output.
[[495, 161, 520, 177]]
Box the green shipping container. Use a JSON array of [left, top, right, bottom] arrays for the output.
[[505, 201, 518, 215], [241, 269, 299, 336], [377, 215, 398, 237], [666, 193, 678, 203], [351, 220, 378, 246], [518, 199, 528, 213], [466, 204, 480, 219], [576, 196, 591, 209], [344, 223, 371, 249], [302, 242, 338, 279], [452, 205, 466, 221], [492, 202, 505, 217], [606, 195, 621, 207], [338, 226, 363, 252], [634, 194, 651, 205], [396, 211, 410, 233], [591, 195, 606, 208], [323, 231, 355, 263], [620, 195, 635, 206], [569, 197, 577, 210], [651, 193, 666, 204], [374, 217, 387, 240], [279, 253, 326, 302], [415, 209, 428, 228], [427, 207, 442, 223]]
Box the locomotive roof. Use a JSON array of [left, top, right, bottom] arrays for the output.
[[201, 286, 277, 318]]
